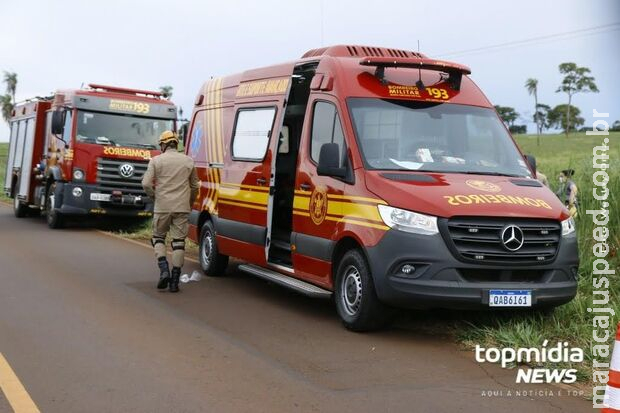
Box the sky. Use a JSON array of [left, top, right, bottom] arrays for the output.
[[0, 0, 618, 142]]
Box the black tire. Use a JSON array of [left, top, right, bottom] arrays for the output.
[[45, 183, 64, 229], [13, 193, 28, 218], [334, 249, 390, 332], [199, 220, 229, 276]]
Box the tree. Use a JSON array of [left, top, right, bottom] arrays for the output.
[[159, 85, 173, 98], [1, 94, 13, 124], [534, 103, 552, 133], [556, 63, 598, 137], [548, 104, 584, 133], [3, 71, 17, 104], [525, 78, 541, 145], [611, 120, 620, 131], [494, 105, 519, 127]]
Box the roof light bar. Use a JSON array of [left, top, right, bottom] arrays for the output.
[[359, 57, 471, 90]]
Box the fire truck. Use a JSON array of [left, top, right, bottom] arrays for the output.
[[4, 84, 177, 228], [183, 45, 579, 331]]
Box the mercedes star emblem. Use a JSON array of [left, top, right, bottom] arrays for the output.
[[501, 225, 525, 251]]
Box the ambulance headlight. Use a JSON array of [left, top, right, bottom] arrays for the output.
[[73, 168, 85, 181], [378, 205, 438, 235], [561, 217, 576, 236]]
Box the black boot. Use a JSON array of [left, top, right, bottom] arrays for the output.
[[157, 257, 170, 289], [169, 267, 181, 293]]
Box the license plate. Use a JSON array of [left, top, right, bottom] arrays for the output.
[[90, 193, 111, 202], [489, 290, 532, 307]]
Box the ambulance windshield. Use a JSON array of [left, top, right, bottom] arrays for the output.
[[348, 98, 532, 178], [75, 111, 173, 149]]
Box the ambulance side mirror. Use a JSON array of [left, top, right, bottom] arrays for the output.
[[51, 109, 65, 135], [317, 143, 346, 178], [525, 154, 537, 176]]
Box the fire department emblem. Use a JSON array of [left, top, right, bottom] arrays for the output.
[[309, 187, 328, 225], [465, 179, 501, 193]]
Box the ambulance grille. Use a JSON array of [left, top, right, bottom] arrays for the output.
[[96, 157, 149, 196], [441, 217, 561, 265]]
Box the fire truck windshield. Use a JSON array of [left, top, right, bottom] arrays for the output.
[[347, 98, 532, 178], [75, 110, 173, 149]]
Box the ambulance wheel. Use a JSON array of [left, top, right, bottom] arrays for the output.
[[13, 195, 28, 218], [46, 183, 64, 229], [199, 220, 229, 276], [335, 249, 389, 332]]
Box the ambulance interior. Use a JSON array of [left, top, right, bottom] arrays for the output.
[[269, 62, 318, 266]]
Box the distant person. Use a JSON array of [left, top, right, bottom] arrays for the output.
[[142, 131, 200, 292], [556, 169, 578, 217]]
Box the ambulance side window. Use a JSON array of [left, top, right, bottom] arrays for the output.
[[232, 107, 277, 161], [310, 101, 346, 167]]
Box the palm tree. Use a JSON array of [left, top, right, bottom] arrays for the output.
[[1, 94, 13, 124], [158, 85, 173, 99], [525, 78, 540, 146], [3, 71, 17, 104]]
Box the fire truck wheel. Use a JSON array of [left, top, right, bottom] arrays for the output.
[[335, 249, 389, 332], [199, 220, 229, 277], [46, 183, 64, 229], [13, 195, 28, 218]]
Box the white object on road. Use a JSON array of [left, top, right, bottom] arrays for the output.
[[180, 270, 203, 283]]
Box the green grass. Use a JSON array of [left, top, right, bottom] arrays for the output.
[[458, 131, 620, 384], [0, 142, 9, 202]]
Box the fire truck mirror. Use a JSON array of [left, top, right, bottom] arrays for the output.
[[178, 122, 188, 146], [51, 109, 65, 135]]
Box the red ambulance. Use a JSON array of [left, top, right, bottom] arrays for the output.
[[184, 45, 578, 331]]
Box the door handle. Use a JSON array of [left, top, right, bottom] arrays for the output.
[[257, 177, 267, 185], [300, 183, 311, 191]]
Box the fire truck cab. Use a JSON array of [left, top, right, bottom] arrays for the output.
[[4, 84, 177, 228], [185, 45, 579, 331]]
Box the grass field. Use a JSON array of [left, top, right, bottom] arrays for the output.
[[1, 132, 618, 383], [460, 131, 619, 383]]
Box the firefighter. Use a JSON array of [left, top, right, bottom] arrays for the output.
[[142, 130, 200, 292]]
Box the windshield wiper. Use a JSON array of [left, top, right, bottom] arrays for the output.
[[123, 143, 157, 149], [460, 171, 524, 178]]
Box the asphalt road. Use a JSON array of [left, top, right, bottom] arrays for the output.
[[0, 205, 592, 412]]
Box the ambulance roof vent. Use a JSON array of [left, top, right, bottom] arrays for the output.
[[302, 45, 425, 59]]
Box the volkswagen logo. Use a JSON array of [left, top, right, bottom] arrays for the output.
[[501, 225, 525, 251], [118, 163, 135, 178]]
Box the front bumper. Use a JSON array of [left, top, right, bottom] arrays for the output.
[[56, 182, 153, 218], [366, 228, 579, 310]]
